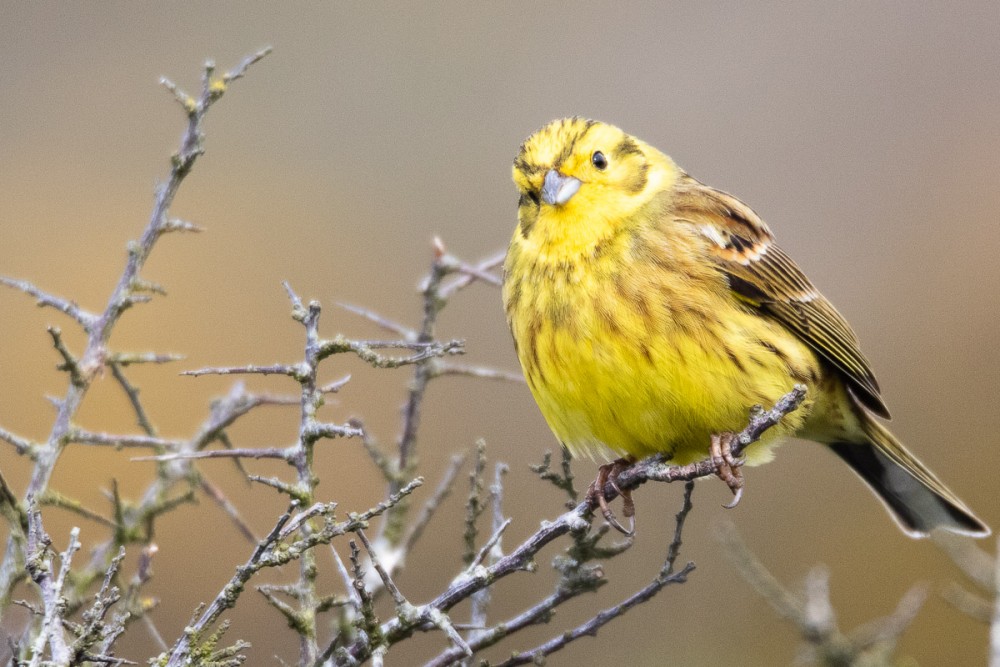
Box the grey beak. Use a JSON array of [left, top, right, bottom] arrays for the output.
[[541, 169, 582, 206]]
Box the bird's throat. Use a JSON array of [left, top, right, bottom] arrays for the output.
[[529, 206, 628, 266]]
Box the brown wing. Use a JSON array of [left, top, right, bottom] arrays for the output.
[[671, 176, 890, 418]]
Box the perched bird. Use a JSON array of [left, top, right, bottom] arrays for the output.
[[502, 117, 988, 538]]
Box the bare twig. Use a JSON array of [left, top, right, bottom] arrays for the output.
[[108, 361, 158, 435], [942, 582, 992, 623], [70, 431, 184, 449], [350, 419, 400, 485], [718, 520, 927, 665], [198, 478, 258, 544], [934, 531, 995, 590], [70, 547, 127, 663], [465, 462, 510, 660], [430, 362, 524, 383], [163, 503, 297, 665], [348, 540, 381, 650], [357, 529, 472, 661], [161, 218, 203, 234], [850, 583, 928, 653], [37, 491, 115, 528], [0, 426, 36, 456], [386, 247, 466, 506], [0, 277, 96, 329], [463, 441, 488, 567], [336, 302, 416, 340], [356, 530, 405, 607], [424, 578, 590, 667], [467, 518, 512, 574], [436, 248, 506, 300], [25, 508, 78, 667], [404, 453, 466, 554], [182, 363, 301, 378], [0, 48, 272, 607], [429, 481, 697, 667], [319, 336, 463, 368], [47, 327, 84, 387], [320, 374, 352, 394], [934, 526, 1000, 666], [531, 448, 579, 505], [343, 387, 806, 664], [164, 479, 421, 666], [332, 544, 362, 614], [0, 470, 27, 536], [661, 480, 695, 579], [497, 559, 694, 665], [382, 245, 506, 546], [108, 352, 184, 366], [497, 561, 696, 666], [132, 447, 290, 462]]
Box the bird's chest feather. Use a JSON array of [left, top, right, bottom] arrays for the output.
[[507, 253, 814, 461]]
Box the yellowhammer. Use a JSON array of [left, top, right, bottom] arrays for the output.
[[502, 117, 988, 538]]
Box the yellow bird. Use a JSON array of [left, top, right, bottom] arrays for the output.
[[502, 117, 988, 538]]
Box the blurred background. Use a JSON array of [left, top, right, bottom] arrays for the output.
[[1, 3, 999, 664]]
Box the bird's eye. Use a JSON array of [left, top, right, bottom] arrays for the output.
[[591, 151, 608, 170]]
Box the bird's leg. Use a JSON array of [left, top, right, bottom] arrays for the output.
[[710, 432, 745, 508], [586, 457, 636, 536]]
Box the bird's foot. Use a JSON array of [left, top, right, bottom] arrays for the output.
[[710, 432, 745, 508], [586, 457, 636, 536]]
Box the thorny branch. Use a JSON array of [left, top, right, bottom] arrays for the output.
[[25, 507, 77, 666], [162, 480, 423, 667], [341, 388, 807, 665], [0, 47, 273, 607], [380, 243, 508, 546], [1, 50, 286, 666]]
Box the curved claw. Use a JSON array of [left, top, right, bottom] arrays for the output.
[[586, 457, 637, 536], [601, 505, 635, 536], [711, 432, 746, 508], [722, 485, 743, 509]]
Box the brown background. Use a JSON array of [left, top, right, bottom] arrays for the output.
[[2, 3, 999, 665]]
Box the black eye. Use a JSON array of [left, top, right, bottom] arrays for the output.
[[591, 151, 608, 170]]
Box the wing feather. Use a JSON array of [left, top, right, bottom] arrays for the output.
[[671, 177, 890, 418]]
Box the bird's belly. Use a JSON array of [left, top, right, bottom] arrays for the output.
[[519, 298, 817, 464]]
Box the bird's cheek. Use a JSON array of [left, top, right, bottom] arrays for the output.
[[517, 206, 539, 238]]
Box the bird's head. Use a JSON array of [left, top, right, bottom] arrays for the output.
[[512, 118, 678, 250]]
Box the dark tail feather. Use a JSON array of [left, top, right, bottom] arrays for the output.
[[829, 414, 989, 538]]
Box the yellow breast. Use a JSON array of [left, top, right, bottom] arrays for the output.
[[503, 221, 819, 464]]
